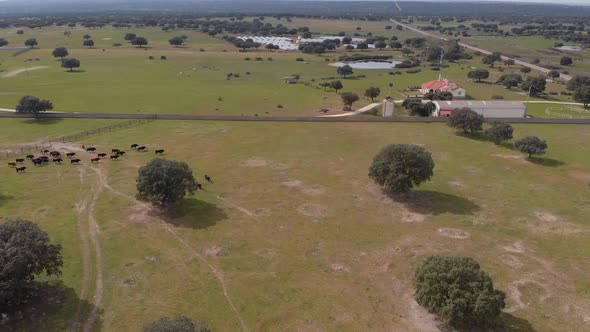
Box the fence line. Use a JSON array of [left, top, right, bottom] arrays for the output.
[[0, 119, 152, 160]]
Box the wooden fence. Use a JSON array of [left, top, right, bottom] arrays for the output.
[[0, 119, 151, 160]]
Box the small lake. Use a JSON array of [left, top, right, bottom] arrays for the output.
[[330, 60, 402, 69], [554, 45, 583, 51]]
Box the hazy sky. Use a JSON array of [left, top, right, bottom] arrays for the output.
[[1, 0, 589, 4]]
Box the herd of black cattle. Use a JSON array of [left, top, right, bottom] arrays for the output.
[[7, 144, 165, 173]]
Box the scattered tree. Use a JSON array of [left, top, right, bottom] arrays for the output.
[[330, 80, 343, 93], [414, 256, 506, 329], [341, 92, 359, 107], [573, 86, 590, 108], [83, 34, 91, 40], [337, 64, 354, 78], [364, 86, 381, 101], [514, 136, 547, 158], [482, 51, 502, 67], [410, 101, 436, 117], [51, 47, 68, 60], [124, 33, 137, 42], [0, 38, 8, 47], [522, 76, 546, 96], [144, 316, 210, 332], [567, 75, 590, 91], [356, 42, 369, 50], [131, 37, 149, 48], [520, 66, 532, 74], [548, 70, 560, 79], [0, 219, 63, 310], [83, 39, 94, 48], [169, 36, 184, 47], [136, 158, 198, 206], [24, 38, 38, 48], [375, 41, 387, 50], [485, 121, 513, 144], [448, 107, 483, 135], [368, 144, 435, 193], [497, 73, 523, 89], [424, 90, 453, 101], [15, 95, 53, 117], [468, 68, 490, 82], [61, 58, 81, 72], [560, 56, 573, 66]]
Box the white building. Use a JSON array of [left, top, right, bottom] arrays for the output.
[[433, 100, 527, 118]]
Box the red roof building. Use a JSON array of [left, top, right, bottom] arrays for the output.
[[420, 79, 466, 98]]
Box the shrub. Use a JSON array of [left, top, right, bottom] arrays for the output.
[[414, 256, 506, 329], [296, 58, 305, 62], [491, 94, 504, 100], [144, 316, 210, 332]]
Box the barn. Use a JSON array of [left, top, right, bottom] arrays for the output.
[[433, 100, 527, 118]]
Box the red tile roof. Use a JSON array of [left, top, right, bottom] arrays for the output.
[[422, 80, 463, 92]]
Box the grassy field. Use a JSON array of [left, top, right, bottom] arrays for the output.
[[1, 118, 589, 331], [0, 24, 580, 118]]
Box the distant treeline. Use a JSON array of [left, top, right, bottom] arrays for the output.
[[0, 1, 589, 20]]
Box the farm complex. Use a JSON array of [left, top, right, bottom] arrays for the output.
[[1, 1, 590, 331]]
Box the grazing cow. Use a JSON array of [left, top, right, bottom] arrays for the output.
[[116, 151, 126, 156], [15, 158, 25, 163], [50, 151, 61, 157], [110, 155, 120, 160], [155, 149, 165, 155], [97, 153, 107, 158], [91, 158, 100, 163], [8, 162, 17, 167], [196, 182, 203, 190], [52, 158, 63, 164], [131, 144, 139, 149], [40, 149, 49, 155], [16, 167, 26, 173], [205, 175, 213, 183], [32, 159, 43, 166], [26, 155, 35, 160], [39, 156, 49, 160], [137, 146, 146, 152], [71, 159, 81, 164], [112, 148, 120, 153], [86, 147, 96, 152], [66, 152, 76, 158]]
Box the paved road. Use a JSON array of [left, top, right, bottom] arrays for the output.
[[2, 111, 590, 124], [389, 19, 573, 81]]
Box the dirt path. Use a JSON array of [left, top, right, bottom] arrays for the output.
[[1, 66, 49, 78], [85, 163, 250, 331], [389, 19, 573, 81]]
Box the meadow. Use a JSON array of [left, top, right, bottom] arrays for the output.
[[0, 17, 589, 332], [0, 23, 580, 118], [0, 118, 589, 331]]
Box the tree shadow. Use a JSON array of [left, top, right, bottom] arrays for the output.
[[528, 157, 565, 167], [494, 312, 539, 332], [65, 69, 86, 73], [22, 118, 63, 125], [388, 190, 480, 215], [0, 280, 102, 331], [155, 198, 227, 229], [0, 192, 13, 207]]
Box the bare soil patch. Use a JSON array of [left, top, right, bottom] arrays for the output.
[[329, 262, 350, 273], [400, 211, 426, 224], [499, 254, 523, 269], [297, 203, 328, 217], [240, 157, 268, 167], [438, 228, 471, 239], [205, 245, 227, 257]]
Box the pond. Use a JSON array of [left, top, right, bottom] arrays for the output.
[[554, 45, 583, 51], [329, 60, 402, 69]]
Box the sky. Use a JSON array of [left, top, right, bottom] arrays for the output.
[[0, 0, 588, 4]]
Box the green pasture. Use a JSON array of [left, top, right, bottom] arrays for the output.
[[0, 24, 581, 117], [1, 119, 589, 331]]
